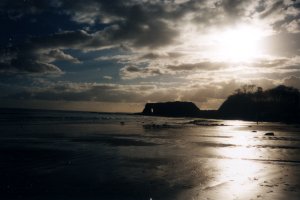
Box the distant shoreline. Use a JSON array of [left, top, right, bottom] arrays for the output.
[[1, 107, 299, 124], [0, 107, 132, 115]]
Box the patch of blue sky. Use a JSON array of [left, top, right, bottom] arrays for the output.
[[0, 12, 78, 45], [53, 59, 122, 83]]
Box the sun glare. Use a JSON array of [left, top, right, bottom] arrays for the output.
[[214, 25, 264, 62]]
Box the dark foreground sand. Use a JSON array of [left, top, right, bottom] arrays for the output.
[[0, 112, 300, 199]]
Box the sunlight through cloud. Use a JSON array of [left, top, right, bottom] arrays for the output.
[[213, 25, 265, 62]]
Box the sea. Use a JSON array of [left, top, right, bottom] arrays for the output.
[[0, 108, 300, 200]]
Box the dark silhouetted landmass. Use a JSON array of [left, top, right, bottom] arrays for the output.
[[142, 101, 201, 117], [219, 85, 300, 122], [141, 85, 300, 123], [142, 101, 218, 118]]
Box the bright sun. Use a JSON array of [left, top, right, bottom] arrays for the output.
[[214, 25, 264, 62]]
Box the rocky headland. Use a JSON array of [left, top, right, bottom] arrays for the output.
[[141, 85, 300, 123]]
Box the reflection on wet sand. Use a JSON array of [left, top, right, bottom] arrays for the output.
[[0, 111, 300, 199], [202, 159, 262, 199], [193, 123, 300, 200]]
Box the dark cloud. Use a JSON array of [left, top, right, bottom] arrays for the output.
[[140, 52, 184, 59], [167, 62, 227, 71], [4, 82, 154, 103], [255, 0, 267, 13], [259, 1, 284, 19], [124, 66, 143, 73], [43, 0, 180, 48], [111, 20, 178, 48], [64, 0, 179, 48], [120, 65, 163, 79], [119, 61, 228, 79], [220, 0, 252, 18], [0, 30, 109, 73]]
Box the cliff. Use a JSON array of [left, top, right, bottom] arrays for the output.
[[142, 101, 201, 117]]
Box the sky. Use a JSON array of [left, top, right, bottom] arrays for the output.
[[1, 0, 300, 112]]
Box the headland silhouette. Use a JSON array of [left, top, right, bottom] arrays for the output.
[[141, 85, 300, 123]]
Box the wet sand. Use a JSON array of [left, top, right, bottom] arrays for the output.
[[0, 112, 300, 199]]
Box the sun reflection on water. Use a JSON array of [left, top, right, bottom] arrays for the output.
[[205, 124, 266, 199], [208, 158, 263, 199], [217, 159, 260, 182], [221, 134, 261, 159]]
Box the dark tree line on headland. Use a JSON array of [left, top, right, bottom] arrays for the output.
[[142, 85, 300, 123], [219, 85, 300, 122]]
